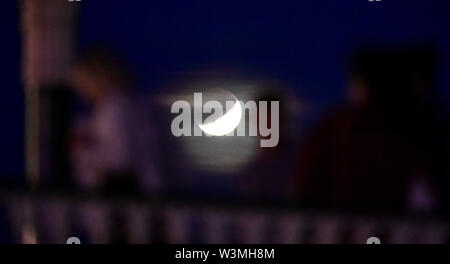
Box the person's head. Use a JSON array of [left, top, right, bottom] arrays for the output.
[[348, 46, 436, 110], [70, 47, 133, 104], [347, 50, 394, 107]]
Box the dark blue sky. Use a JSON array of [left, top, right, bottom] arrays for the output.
[[1, 0, 450, 176], [1, 1, 22, 178], [78, 0, 450, 103]]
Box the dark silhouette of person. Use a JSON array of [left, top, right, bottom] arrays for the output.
[[293, 46, 448, 213]]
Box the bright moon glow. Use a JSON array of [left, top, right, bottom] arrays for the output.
[[198, 100, 243, 136]]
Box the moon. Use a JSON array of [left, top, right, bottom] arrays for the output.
[[198, 95, 243, 136]]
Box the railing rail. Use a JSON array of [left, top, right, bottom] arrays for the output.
[[0, 189, 448, 244]]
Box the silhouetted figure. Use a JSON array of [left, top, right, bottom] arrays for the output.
[[293, 46, 448, 213], [238, 92, 295, 201]]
